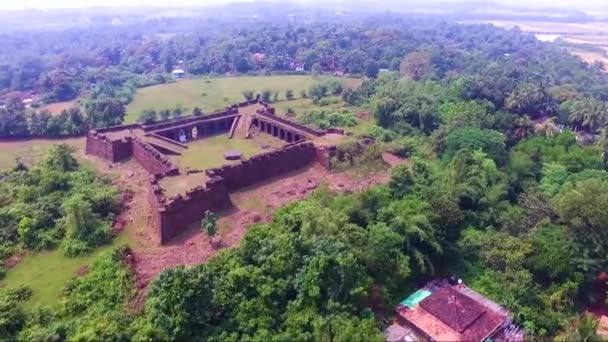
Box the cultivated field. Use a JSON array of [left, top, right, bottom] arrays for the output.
[[125, 75, 362, 123]]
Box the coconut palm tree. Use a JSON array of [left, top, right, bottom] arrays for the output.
[[566, 97, 607, 133], [555, 314, 602, 342], [534, 117, 560, 138], [513, 115, 535, 140]]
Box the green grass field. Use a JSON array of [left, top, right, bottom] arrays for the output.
[[0, 137, 85, 171], [173, 135, 264, 171], [125, 75, 361, 123], [1, 232, 133, 308]]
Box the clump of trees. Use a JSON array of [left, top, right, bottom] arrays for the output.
[[0, 144, 120, 261]]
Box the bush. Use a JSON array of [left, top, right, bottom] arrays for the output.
[[261, 89, 272, 102], [242, 90, 255, 101], [297, 110, 357, 130], [285, 89, 294, 100], [137, 109, 158, 124]]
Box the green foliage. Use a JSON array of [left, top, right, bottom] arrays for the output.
[[0, 145, 119, 257], [285, 89, 294, 100], [260, 89, 272, 102], [331, 141, 387, 173], [242, 90, 255, 101], [137, 109, 158, 124], [0, 286, 31, 340], [444, 127, 506, 164], [297, 110, 357, 130], [201, 210, 218, 239]]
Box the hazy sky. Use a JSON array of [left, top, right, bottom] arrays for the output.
[[0, 0, 605, 10]]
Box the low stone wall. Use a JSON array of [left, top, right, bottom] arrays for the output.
[[132, 138, 178, 176], [150, 176, 232, 244], [85, 132, 133, 163], [206, 141, 317, 190]]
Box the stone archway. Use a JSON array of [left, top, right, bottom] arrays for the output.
[[280, 129, 286, 140], [294, 134, 302, 142], [260, 121, 266, 132], [286, 131, 293, 143], [272, 125, 279, 137]]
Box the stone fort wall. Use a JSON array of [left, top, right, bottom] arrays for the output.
[[132, 138, 179, 176], [150, 176, 232, 244], [205, 141, 317, 190], [85, 99, 340, 244], [85, 132, 132, 163], [150, 141, 318, 242]]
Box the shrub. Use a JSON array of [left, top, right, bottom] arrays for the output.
[[261, 89, 272, 102], [285, 89, 294, 100]]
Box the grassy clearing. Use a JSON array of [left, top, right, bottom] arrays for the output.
[[125, 75, 361, 123], [38, 99, 79, 114], [1, 232, 134, 309], [0, 137, 85, 171], [172, 134, 264, 171]]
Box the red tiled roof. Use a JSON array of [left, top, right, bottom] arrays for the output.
[[397, 285, 508, 342], [419, 286, 485, 332]]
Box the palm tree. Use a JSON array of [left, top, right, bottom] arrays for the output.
[[513, 115, 535, 140], [555, 314, 602, 342], [566, 97, 607, 133], [534, 117, 560, 138], [382, 199, 443, 274]]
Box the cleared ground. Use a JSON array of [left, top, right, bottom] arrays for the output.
[[569, 48, 608, 69], [39, 99, 78, 114], [125, 75, 362, 123], [0, 137, 85, 171]]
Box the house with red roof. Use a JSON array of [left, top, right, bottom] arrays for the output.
[[386, 279, 524, 342]]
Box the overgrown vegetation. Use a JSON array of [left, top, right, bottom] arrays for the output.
[[4, 6, 608, 341], [0, 144, 120, 261]]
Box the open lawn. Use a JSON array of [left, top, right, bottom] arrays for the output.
[[1, 231, 133, 308], [0, 137, 85, 171], [125, 75, 361, 123]]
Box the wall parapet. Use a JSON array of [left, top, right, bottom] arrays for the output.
[[132, 138, 179, 176], [205, 141, 317, 190]]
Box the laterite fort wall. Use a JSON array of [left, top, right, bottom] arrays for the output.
[[132, 138, 179, 176], [205, 141, 317, 190], [150, 176, 232, 243], [85, 132, 133, 163]]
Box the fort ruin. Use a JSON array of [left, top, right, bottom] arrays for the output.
[[86, 98, 339, 244]]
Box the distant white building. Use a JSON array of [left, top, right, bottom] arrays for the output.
[[172, 69, 186, 79]]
